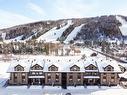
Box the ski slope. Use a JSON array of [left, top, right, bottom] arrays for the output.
[[3, 35, 23, 43], [116, 16, 127, 36], [37, 20, 72, 42], [64, 24, 84, 43]]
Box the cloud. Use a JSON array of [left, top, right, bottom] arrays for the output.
[[0, 9, 35, 29], [28, 2, 45, 16], [52, 0, 98, 19]]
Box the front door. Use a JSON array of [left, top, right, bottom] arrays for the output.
[[88, 79, 94, 85], [61, 73, 67, 89]]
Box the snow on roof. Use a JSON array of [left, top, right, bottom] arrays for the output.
[[97, 59, 121, 73], [7, 55, 122, 73], [31, 59, 45, 68], [84, 57, 97, 68], [43, 56, 85, 72], [7, 59, 31, 72]]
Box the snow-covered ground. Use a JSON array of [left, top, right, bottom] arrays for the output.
[[37, 20, 72, 42], [0, 48, 126, 95], [64, 24, 84, 43], [116, 16, 127, 36], [0, 85, 126, 95]]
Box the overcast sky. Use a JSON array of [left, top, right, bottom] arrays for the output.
[[0, 0, 127, 29]]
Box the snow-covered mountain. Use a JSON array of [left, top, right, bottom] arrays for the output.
[[0, 15, 127, 44]]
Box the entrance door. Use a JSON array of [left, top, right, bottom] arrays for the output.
[[88, 78, 96, 85], [61, 73, 67, 89]]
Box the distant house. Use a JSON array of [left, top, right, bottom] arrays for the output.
[[7, 56, 122, 88]]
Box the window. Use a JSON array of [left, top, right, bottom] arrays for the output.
[[104, 65, 114, 71], [48, 79, 51, 83], [111, 76, 114, 79], [102, 76, 106, 82], [85, 72, 90, 76], [15, 65, 24, 71], [32, 72, 35, 75], [31, 64, 43, 70], [39, 72, 42, 75], [69, 75, 73, 83], [77, 75, 81, 82], [17, 67, 21, 71], [69, 75, 73, 80], [92, 72, 98, 76], [47, 73, 51, 80], [103, 76, 106, 79], [14, 73, 18, 82], [70, 65, 80, 71], [56, 73, 59, 79], [48, 65, 58, 71], [22, 73, 26, 83], [34, 72, 40, 75], [85, 64, 97, 70], [103, 73, 106, 76], [22, 73, 25, 76], [111, 76, 115, 82], [56, 79, 59, 82]]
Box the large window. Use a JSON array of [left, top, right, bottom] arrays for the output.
[[47, 73, 51, 82], [69, 75, 73, 82], [22, 73, 26, 83], [103, 76, 106, 82], [111, 76, 115, 82], [77, 74, 81, 82], [55, 73, 59, 79], [14, 73, 18, 82]]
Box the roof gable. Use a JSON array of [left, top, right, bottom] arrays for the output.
[[14, 64, 24, 71], [104, 65, 114, 71], [85, 64, 97, 70], [31, 64, 43, 70], [48, 65, 58, 71], [70, 65, 80, 71]]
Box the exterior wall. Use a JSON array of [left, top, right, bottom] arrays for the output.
[[45, 72, 61, 85], [100, 73, 119, 86], [67, 72, 84, 86], [9, 72, 28, 85], [83, 72, 100, 85], [9, 72, 120, 86]]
